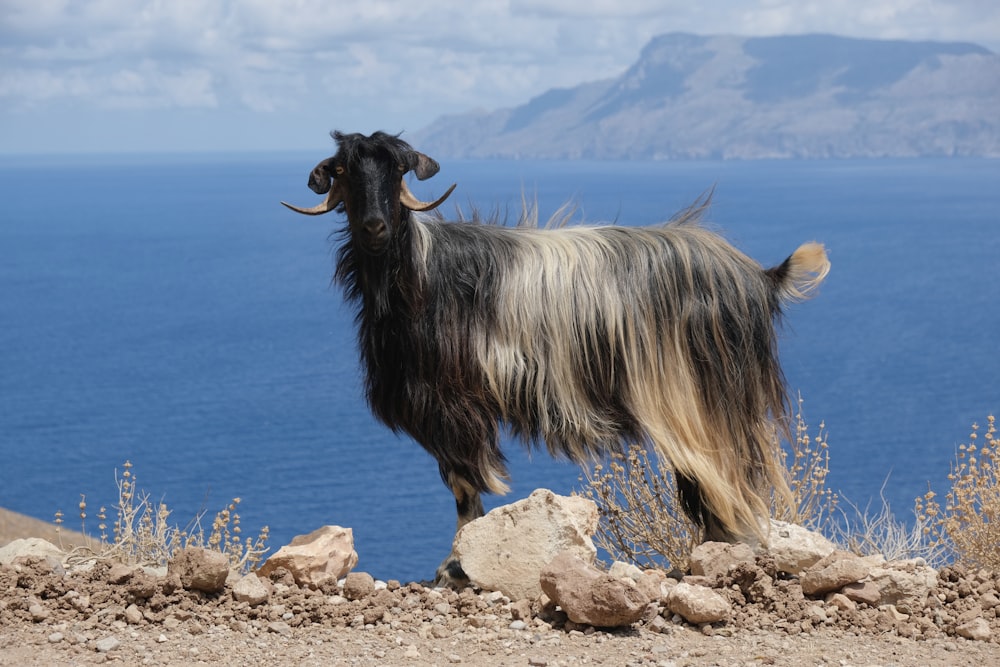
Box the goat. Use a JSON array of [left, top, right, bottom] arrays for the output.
[[282, 131, 830, 583]]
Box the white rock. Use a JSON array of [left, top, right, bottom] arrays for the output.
[[257, 525, 358, 589], [665, 582, 731, 624], [232, 573, 273, 606], [0, 538, 65, 567], [760, 520, 836, 574], [453, 489, 598, 600]]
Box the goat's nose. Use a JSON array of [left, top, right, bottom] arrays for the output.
[[364, 217, 388, 238]]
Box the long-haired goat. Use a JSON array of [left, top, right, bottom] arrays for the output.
[[283, 131, 830, 583]]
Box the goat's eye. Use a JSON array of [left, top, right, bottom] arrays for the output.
[[335, 166, 345, 176], [397, 164, 406, 173]]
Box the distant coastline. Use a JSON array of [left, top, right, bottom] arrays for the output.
[[413, 33, 1000, 160]]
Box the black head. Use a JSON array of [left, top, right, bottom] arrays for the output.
[[281, 131, 455, 252]]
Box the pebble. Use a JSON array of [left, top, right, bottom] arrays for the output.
[[94, 636, 120, 653], [267, 621, 292, 636], [28, 603, 49, 622]]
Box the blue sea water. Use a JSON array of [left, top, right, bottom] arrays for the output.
[[1, 154, 997, 583]]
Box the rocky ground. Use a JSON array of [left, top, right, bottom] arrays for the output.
[[1, 547, 998, 666]]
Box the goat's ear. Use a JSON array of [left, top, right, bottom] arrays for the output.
[[307, 158, 337, 195], [410, 152, 440, 181]]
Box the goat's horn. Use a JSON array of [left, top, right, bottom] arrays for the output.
[[280, 187, 342, 216], [399, 179, 456, 212]]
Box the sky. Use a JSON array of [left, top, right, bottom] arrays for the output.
[[2, 0, 998, 154]]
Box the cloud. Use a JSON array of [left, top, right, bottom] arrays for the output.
[[1, 0, 998, 152]]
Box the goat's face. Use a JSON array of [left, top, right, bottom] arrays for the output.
[[282, 131, 456, 253]]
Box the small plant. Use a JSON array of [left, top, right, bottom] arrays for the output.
[[915, 415, 1000, 571], [581, 445, 698, 571], [56, 460, 269, 573], [830, 478, 948, 566], [775, 396, 839, 531], [580, 397, 837, 571]]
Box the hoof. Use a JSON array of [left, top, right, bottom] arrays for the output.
[[434, 557, 470, 589]]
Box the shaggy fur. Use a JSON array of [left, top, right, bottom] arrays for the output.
[[284, 131, 830, 579]]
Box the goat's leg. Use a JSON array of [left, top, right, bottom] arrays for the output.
[[434, 471, 484, 587], [675, 472, 736, 544]]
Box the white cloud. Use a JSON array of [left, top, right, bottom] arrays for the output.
[[1, 0, 998, 152]]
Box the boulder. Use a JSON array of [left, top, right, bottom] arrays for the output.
[[453, 489, 598, 600], [760, 520, 836, 574], [168, 547, 229, 593], [665, 582, 731, 624], [800, 551, 870, 596], [689, 542, 756, 580], [0, 538, 65, 567], [258, 525, 358, 589], [540, 551, 652, 627], [866, 559, 938, 613]]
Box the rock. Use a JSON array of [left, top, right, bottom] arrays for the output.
[[841, 580, 881, 606], [800, 552, 870, 596], [94, 636, 120, 653], [107, 563, 136, 584], [539, 551, 651, 627], [956, 617, 992, 641], [124, 604, 143, 625], [867, 559, 938, 613], [232, 573, 273, 606], [343, 571, 375, 600], [454, 489, 598, 600], [608, 560, 644, 580], [257, 525, 358, 589], [168, 547, 230, 593], [267, 620, 292, 636], [0, 538, 65, 568], [509, 598, 532, 621], [760, 520, 836, 574], [665, 582, 731, 624], [28, 601, 49, 622], [827, 592, 857, 612], [689, 542, 756, 580], [609, 561, 667, 601]]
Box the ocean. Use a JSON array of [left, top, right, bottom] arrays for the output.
[[1, 153, 997, 583]]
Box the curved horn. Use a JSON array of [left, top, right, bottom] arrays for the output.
[[399, 179, 456, 212], [281, 186, 342, 216]]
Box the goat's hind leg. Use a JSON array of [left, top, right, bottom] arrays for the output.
[[675, 472, 737, 544]]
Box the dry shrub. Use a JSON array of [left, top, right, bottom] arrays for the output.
[[915, 415, 1000, 571], [581, 397, 837, 571], [581, 445, 697, 571], [777, 396, 839, 530], [57, 461, 269, 573], [830, 479, 948, 566]]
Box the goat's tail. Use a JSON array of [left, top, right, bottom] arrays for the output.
[[767, 242, 830, 302]]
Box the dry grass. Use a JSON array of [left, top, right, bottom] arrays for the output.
[[915, 415, 1000, 571], [829, 478, 949, 566], [580, 398, 837, 571], [56, 461, 269, 573]]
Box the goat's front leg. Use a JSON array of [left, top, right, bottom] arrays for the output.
[[434, 472, 484, 588]]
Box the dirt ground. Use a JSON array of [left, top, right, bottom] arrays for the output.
[[1, 507, 998, 666]]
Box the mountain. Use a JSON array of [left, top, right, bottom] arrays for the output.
[[411, 33, 1000, 159]]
